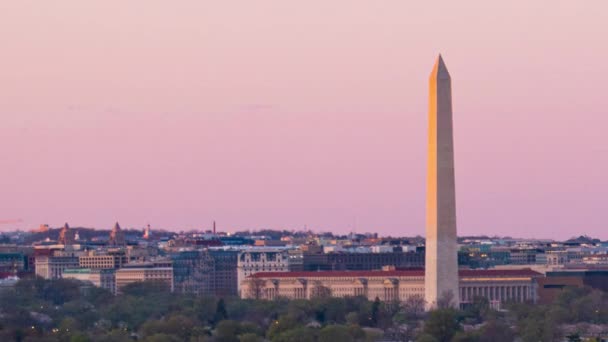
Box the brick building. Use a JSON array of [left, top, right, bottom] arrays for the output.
[[537, 270, 608, 304]]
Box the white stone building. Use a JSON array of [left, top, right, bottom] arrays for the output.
[[242, 268, 542, 310], [237, 248, 290, 294], [62, 268, 116, 294], [114, 266, 173, 294], [35, 256, 79, 279]]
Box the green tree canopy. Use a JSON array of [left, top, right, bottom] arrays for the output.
[[421, 308, 461, 342]]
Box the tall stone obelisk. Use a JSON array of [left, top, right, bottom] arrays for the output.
[[425, 55, 460, 309]]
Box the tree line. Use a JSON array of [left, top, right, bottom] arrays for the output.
[[0, 277, 607, 341]]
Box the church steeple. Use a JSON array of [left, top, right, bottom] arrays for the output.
[[58, 222, 75, 245], [109, 221, 126, 246]]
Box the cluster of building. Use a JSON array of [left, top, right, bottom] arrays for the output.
[[458, 236, 608, 268], [18, 223, 239, 296], [1, 220, 606, 309]]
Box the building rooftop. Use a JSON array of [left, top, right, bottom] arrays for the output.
[[249, 268, 542, 279], [116, 267, 173, 271], [547, 270, 608, 277], [63, 268, 115, 274]]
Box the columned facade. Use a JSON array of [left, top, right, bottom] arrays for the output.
[[242, 269, 541, 307]]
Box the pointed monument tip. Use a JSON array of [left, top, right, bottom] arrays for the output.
[[431, 54, 450, 80]]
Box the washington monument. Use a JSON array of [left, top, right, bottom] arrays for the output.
[[424, 55, 460, 309]]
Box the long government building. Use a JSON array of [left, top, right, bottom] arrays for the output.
[[241, 267, 542, 309]]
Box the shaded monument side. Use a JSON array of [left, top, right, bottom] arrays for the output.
[[425, 55, 460, 309]]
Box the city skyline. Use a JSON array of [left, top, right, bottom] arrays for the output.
[[2, 1, 608, 239]]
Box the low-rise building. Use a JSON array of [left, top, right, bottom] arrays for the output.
[[79, 250, 127, 269], [0, 246, 35, 273], [301, 251, 424, 272], [126, 246, 159, 263], [546, 251, 568, 266], [0, 253, 26, 274], [510, 249, 544, 265], [459, 269, 542, 309], [537, 270, 608, 304], [35, 256, 79, 279], [62, 268, 116, 294], [237, 248, 290, 293], [582, 254, 608, 265], [241, 268, 542, 309], [115, 265, 173, 294]]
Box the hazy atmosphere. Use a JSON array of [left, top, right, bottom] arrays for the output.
[[1, 1, 607, 239]]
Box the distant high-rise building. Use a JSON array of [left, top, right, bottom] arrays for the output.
[[209, 249, 239, 297], [425, 55, 460, 309], [171, 250, 215, 295]]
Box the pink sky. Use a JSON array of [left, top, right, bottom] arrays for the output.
[[1, 1, 607, 239]]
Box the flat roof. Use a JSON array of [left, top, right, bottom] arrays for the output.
[[63, 268, 115, 274], [547, 270, 608, 277], [250, 268, 542, 279], [116, 267, 173, 271]]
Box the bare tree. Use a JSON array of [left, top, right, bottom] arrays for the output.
[[403, 294, 426, 319], [245, 278, 266, 300], [437, 290, 456, 309], [310, 281, 331, 299]]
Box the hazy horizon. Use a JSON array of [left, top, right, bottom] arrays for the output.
[[1, 1, 607, 239], [3, 224, 600, 242]]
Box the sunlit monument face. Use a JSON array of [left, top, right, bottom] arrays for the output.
[[424, 55, 459, 309]]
